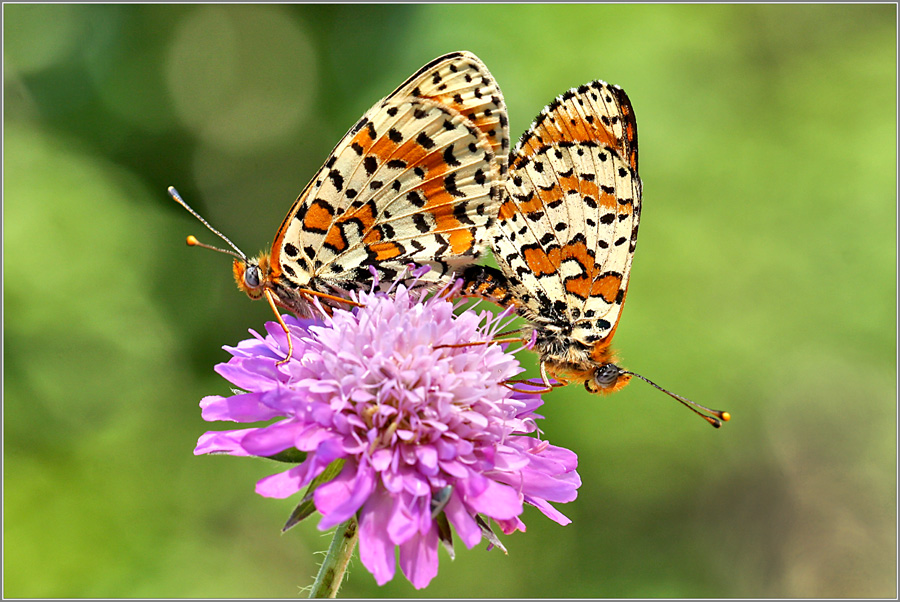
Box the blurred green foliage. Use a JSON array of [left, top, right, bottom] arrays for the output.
[[4, 4, 895, 598]]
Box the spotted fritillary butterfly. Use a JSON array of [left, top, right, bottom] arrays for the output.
[[462, 81, 730, 427], [172, 51, 509, 323]]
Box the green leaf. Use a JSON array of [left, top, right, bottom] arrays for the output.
[[434, 512, 455, 561], [264, 449, 308, 464], [430, 485, 453, 519], [282, 458, 346, 532], [475, 515, 507, 555]]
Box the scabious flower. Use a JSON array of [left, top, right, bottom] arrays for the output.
[[195, 279, 581, 590]]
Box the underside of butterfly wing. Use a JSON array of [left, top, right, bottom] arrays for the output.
[[258, 52, 509, 313], [275, 97, 499, 294], [469, 80, 642, 378]]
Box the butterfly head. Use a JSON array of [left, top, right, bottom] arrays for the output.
[[233, 253, 272, 300], [584, 362, 633, 395], [566, 342, 631, 394], [541, 354, 633, 395]]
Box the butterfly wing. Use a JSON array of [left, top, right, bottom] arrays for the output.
[[490, 80, 641, 350], [271, 51, 509, 298], [387, 51, 511, 175], [516, 81, 637, 174]]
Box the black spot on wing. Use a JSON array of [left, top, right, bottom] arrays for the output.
[[328, 169, 344, 192]]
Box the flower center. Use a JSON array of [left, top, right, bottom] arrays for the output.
[[359, 393, 428, 454]]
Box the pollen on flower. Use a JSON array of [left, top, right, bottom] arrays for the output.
[[195, 280, 581, 590]]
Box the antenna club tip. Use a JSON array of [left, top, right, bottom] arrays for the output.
[[721, 412, 731, 422], [186, 235, 199, 246]]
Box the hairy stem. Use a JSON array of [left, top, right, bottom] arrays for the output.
[[308, 517, 359, 598]]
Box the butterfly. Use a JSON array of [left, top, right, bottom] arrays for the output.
[[461, 80, 730, 427], [171, 51, 510, 333]]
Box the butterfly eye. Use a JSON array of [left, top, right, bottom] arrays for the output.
[[244, 264, 261, 288], [593, 363, 621, 388]]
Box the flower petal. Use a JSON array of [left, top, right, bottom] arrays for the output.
[[387, 493, 418, 545], [459, 478, 523, 521], [415, 445, 439, 475], [443, 489, 481, 549], [216, 358, 282, 392], [194, 429, 254, 456], [495, 515, 526, 535], [316, 462, 376, 530], [398, 525, 440, 590], [314, 437, 347, 465], [525, 496, 572, 526], [200, 392, 281, 423], [358, 490, 396, 586], [240, 420, 303, 457], [255, 459, 322, 499], [371, 448, 393, 471]]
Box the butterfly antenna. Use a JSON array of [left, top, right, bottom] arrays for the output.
[[621, 370, 731, 429], [168, 186, 247, 261]]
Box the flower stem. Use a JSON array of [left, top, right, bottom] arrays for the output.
[[308, 517, 359, 598]]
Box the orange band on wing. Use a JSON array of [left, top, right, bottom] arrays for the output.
[[591, 273, 623, 304], [368, 241, 403, 260], [523, 246, 556, 276], [303, 199, 335, 233]]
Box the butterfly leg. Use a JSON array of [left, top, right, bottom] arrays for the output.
[[502, 362, 562, 394], [264, 289, 295, 365], [298, 288, 365, 309], [434, 335, 524, 350]]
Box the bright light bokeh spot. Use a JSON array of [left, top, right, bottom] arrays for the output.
[[3, 4, 86, 76], [165, 6, 316, 153]]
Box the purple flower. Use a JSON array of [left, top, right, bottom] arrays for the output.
[[195, 282, 581, 589]]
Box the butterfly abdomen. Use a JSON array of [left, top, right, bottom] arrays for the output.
[[458, 264, 518, 309]]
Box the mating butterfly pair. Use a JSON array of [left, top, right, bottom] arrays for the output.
[[172, 51, 729, 428]]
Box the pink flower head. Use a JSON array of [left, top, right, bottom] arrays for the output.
[[195, 280, 581, 589]]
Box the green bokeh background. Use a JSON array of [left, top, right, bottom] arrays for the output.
[[4, 4, 896, 598]]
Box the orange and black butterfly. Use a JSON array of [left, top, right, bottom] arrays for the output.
[[462, 81, 729, 427], [172, 51, 509, 324]]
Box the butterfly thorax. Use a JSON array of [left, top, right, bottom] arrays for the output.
[[532, 320, 592, 365]]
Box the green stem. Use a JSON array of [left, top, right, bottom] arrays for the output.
[[308, 517, 359, 598]]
